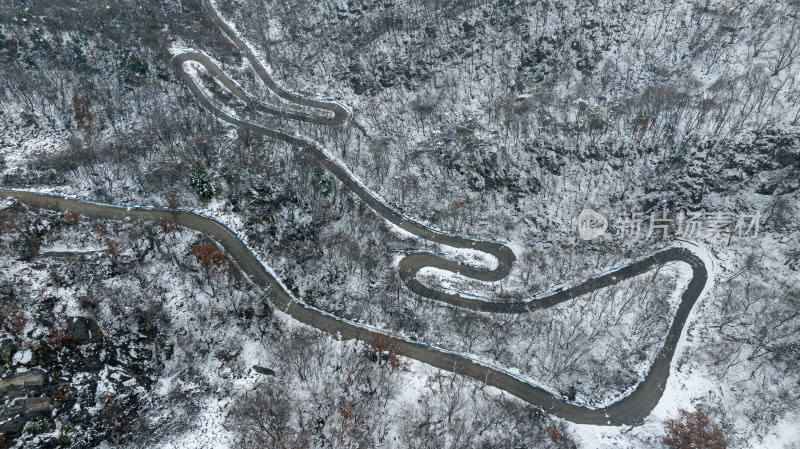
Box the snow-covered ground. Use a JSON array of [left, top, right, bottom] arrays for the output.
[[1, 0, 798, 445]]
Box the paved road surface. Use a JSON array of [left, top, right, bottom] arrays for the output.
[[0, 191, 706, 427]]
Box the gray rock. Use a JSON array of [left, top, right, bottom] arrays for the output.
[[81, 355, 105, 373], [0, 415, 25, 434], [1, 398, 25, 418], [67, 316, 104, 345], [22, 397, 53, 419], [0, 397, 54, 436], [0, 339, 15, 363], [253, 365, 276, 376], [0, 370, 46, 393]]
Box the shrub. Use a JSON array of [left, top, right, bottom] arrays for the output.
[[53, 386, 75, 403], [92, 223, 108, 235], [210, 305, 227, 324], [104, 238, 124, 258], [49, 269, 65, 286], [0, 306, 26, 336], [663, 409, 726, 449], [0, 211, 16, 233], [156, 217, 177, 234], [99, 395, 132, 438], [189, 244, 230, 268], [364, 337, 408, 371], [48, 324, 73, 351], [547, 426, 560, 442], [63, 211, 80, 225], [72, 95, 96, 132], [188, 163, 215, 200]]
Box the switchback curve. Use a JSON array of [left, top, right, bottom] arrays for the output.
[[201, 0, 349, 126], [170, 50, 517, 307]]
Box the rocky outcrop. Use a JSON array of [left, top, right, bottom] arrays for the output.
[[0, 370, 52, 436]]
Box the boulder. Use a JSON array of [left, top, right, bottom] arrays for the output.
[[0, 339, 15, 364], [22, 397, 53, 419], [0, 370, 46, 394], [0, 396, 53, 435], [67, 317, 104, 345], [253, 365, 276, 376]]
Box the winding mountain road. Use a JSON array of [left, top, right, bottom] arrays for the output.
[[0, 0, 711, 427], [200, 0, 349, 126], [0, 189, 707, 427], [170, 40, 517, 307]]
